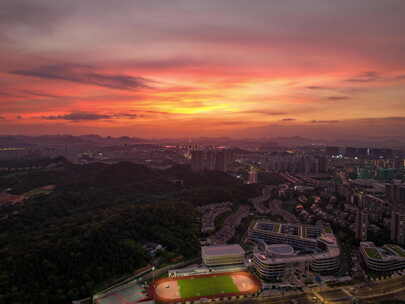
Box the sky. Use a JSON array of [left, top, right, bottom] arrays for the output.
[[1, 0, 405, 139]]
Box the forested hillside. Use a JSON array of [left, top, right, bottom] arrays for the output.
[[0, 161, 260, 303]]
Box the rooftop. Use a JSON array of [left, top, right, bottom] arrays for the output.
[[253, 220, 325, 240], [384, 244, 405, 258], [361, 242, 405, 261], [254, 244, 339, 264], [202, 244, 245, 257], [267, 244, 295, 256]]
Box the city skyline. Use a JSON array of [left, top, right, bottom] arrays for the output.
[[1, 0, 405, 138]]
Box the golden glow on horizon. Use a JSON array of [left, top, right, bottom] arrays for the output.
[[1, 0, 405, 138]]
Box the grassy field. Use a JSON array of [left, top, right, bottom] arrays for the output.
[[178, 275, 239, 299]]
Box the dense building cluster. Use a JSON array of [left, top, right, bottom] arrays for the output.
[[191, 150, 235, 172], [248, 221, 340, 280], [265, 154, 328, 175]]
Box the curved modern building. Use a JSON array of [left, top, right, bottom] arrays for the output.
[[249, 221, 340, 280], [252, 243, 295, 280], [249, 221, 323, 248], [360, 242, 405, 272]]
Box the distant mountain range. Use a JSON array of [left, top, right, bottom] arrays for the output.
[[0, 134, 404, 148], [0, 134, 147, 145]]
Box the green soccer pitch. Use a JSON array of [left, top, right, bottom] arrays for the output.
[[178, 275, 239, 299]]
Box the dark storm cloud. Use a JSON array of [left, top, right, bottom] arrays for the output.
[[41, 112, 138, 121], [327, 96, 351, 101], [11, 64, 154, 91], [280, 118, 296, 121]]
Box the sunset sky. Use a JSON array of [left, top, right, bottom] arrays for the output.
[[1, 0, 405, 138]]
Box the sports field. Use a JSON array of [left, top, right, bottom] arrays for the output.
[[178, 274, 238, 298], [151, 271, 262, 303]]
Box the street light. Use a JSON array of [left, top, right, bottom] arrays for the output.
[[152, 266, 156, 284]]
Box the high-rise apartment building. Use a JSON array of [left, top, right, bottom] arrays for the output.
[[386, 183, 405, 205], [325, 146, 340, 156], [355, 208, 368, 241], [248, 167, 258, 184], [191, 150, 234, 172], [318, 156, 328, 173], [391, 209, 405, 245], [191, 150, 204, 172], [214, 150, 234, 172], [266, 154, 328, 175]]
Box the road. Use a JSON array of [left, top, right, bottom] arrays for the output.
[[240, 292, 316, 304], [239, 275, 405, 304], [348, 275, 405, 299], [209, 205, 250, 244]]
